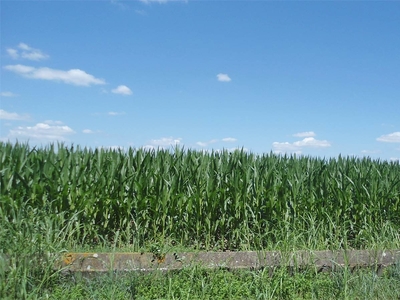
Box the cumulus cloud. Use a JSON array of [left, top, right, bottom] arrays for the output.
[[140, 0, 166, 3], [222, 137, 237, 142], [43, 120, 64, 125], [361, 150, 380, 154], [7, 43, 49, 61], [7, 49, 19, 59], [377, 132, 400, 143], [108, 111, 126, 116], [140, 0, 181, 3], [217, 73, 231, 82], [0, 91, 18, 97], [83, 129, 103, 134], [0, 109, 30, 121], [111, 85, 132, 95], [4, 64, 105, 86], [146, 137, 182, 148], [110, 0, 128, 9], [272, 142, 301, 154], [4, 64, 33, 74], [293, 131, 316, 138], [273, 136, 331, 154], [6, 121, 75, 141], [292, 137, 330, 147], [196, 139, 218, 147]]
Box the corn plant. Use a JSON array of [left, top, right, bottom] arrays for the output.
[[1, 141, 399, 251]]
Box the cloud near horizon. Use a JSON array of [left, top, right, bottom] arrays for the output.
[[5, 121, 75, 142], [108, 111, 126, 116], [293, 131, 316, 138], [0, 109, 30, 121], [273, 136, 331, 154], [196, 139, 218, 147], [222, 137, 237, 142], [377, 132, 400, 143], [4, 64, 105, 86], [83, 129, 94, 134], [0, 91, 19, 97], [144, 137, 182, 149]]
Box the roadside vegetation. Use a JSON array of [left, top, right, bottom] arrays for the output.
[[1, 142, 399, 299]]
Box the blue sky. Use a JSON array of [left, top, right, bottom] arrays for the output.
[[1, 1, 399, 160]]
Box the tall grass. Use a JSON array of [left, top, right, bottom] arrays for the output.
[[0, 198, 81, 299], [1, 141, 400, 298], [1, 141, 399, 251]]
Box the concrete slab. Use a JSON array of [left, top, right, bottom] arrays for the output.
[[57, 249, 400, 274]]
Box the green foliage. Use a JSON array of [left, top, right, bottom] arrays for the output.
[[1, 141, 400, 298], [1, 141, 400, 250], [0, 199, 77, 299], [38, 266, 400, 299]]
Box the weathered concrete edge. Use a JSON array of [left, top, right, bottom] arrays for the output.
[[1, 250, 399, 274], [57, 249, 400, 273]]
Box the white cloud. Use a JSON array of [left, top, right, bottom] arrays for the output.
[[111, 85, 132, 95], [83, 129, 103, 134], [222, 137, 237, 142], [196, 139, 218, 147], [110, 0, 128, 9], [7, 43, 49, 61], [272, 142, 302, 154], [217, 73, 231, 82], [140, 0, 179, 3], [43, 120, 64, 125], [18, 43, 31, 51], [0, 91, 18, 97], [292, 137, 331, 148], [147, 137, 182, 148], [390, 157, 400, 162], [108, 111, 125, 116], [0, 109, 30, 121], [196, 142, 207, 147], [6, 121, 75, 141], [273, 137, 331, 154], [293, 131, 316, 138], [4, 64, 34, 74], [4, 64, 105, 86], [7, 48, 19, 59], [377, 132, 400, 143], [361, 150, 380, 154]]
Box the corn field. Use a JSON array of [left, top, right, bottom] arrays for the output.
[[1, 141, 399, 250]]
